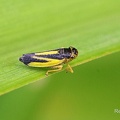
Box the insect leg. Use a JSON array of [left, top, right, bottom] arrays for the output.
[[46, 65, 63, 76], [66, 64, 73, 73]]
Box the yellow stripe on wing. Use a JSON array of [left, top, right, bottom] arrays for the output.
[[35, 50, 59, 55], [28, 58, 65, 67]]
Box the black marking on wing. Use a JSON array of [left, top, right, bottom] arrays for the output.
[[19, 53, 48, 65], [35, 54, 64, 60], [35, 48, 72, 60]]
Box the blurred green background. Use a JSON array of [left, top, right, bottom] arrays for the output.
[[0, 0, 120, 119]]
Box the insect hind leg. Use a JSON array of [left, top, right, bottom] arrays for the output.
[[66, 64, 73, 73], [46, 65, 63, 76]]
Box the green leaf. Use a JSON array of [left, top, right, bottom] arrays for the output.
[[0, 0, 120, 95]]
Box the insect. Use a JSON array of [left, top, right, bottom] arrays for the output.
[[19, 46, 78, 75]]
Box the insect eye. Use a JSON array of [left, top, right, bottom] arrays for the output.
[[72, 48, 78, 56]]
